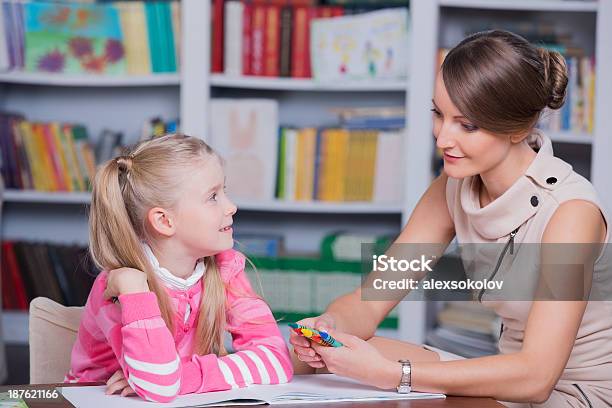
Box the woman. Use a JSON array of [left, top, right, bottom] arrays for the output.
[[291, 30, 611, 407]]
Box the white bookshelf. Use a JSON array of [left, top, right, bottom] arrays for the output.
[[548, 131, 594, 145], [2, 311, 28, 345], [210, 74, 407, 92], [438, 0, 598, 12], [0, 72, 180, 87], [2, 190, 403, 214], [3, 190, 91, 204]]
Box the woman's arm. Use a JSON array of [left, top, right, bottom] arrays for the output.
[[383, 199, 606, 402], [326, 172, 456, 339]]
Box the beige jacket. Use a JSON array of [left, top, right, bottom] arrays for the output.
[[445, 131, 612, 408]]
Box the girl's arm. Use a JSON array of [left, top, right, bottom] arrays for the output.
[[74, 273, 185, 402], [326, 173, 456, 340], [92, 268, 289, 403], [383, 199, 605, 403]]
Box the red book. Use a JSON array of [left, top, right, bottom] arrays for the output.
[[3, 242, 29, 310], [264, 5, 280, 77], [304, 7, 317, 78], [242, 2, 253, 75], [250, 0, 316, 5], [251, 4, 266, 76], [1, 242, 15, 309], [331, 6, 343, 17], [291, 6, 314, 78], [318, 6, 333, 18], [212, 0, 225, 73]]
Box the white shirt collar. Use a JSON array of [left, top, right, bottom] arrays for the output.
[[143, 244, 206, 291]]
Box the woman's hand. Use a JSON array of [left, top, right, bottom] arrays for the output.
[[105, 369, 136, 397], [103, 267, 150, 301], [312, 329, 400, 390], [289, 313, 336, 369]]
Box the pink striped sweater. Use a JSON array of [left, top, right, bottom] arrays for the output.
[[65, 249, 293, 402]]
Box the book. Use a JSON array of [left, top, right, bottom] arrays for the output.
[[242, 2, 252, 75], [224, 1, 243, 76], [263, 5, 280, 77], [116, 1, 150, 74], [209, 99, 279, 201], [24, 1, 126, 74], [145, 1, 161, 72], [158, 1, 176, 72], [234, 233, 283, 257], [279, 6, 292, 77], [61, 374, 445, 407], [0, 2, 9, 71], [290, 6, 313, 78], [211, 0, 224, 72], [310, 8, 409, 81], [373, 130, 403, 203], [250, 4, 266, 76]]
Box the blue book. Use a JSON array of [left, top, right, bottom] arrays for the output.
[[145, 1, 161, 72], [234, 234, 283, 257], [2, 1, 16, 68], [159, 1, 176, 72], [561, 57, 573, 131]]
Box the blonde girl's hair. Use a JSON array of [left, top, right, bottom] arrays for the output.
[[89, 134, 228, 356]]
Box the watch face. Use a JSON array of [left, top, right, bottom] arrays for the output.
[[397, 385, 411, 394]]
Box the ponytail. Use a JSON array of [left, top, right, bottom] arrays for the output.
[[89, 155, 175, 334]]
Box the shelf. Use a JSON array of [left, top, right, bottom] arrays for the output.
[[4, 190, 91, 204], [439, 0, 598, 12], [210, 74, 408, 92], [548, 131, 593, 144], [235, 199, 403, 214], [2, 191, 403, 214], [0, 71, 180, 87], [2, 311, 28, 345]]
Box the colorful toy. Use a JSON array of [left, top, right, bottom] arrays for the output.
[[288, 323, 343, 347]]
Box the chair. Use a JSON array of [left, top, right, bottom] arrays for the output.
[[28, 297, 83, 384]]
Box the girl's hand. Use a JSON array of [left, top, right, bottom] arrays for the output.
[[105, 369, 136, 397], [312, 329, 400, 390], [103, 267, 150, 301], [289, 313, 336, 369]]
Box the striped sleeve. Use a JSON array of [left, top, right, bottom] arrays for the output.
[[91, 279, 234, 402], [112, 291, 183, 402], [179, 268, 293, 394]]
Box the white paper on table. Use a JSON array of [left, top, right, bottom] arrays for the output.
[[60, 374, 445, 407]]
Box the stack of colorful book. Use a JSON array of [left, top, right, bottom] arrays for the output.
[[215, 0, 409, 79], [0, 113, 96, 192], [276, 127, 404, 203], [0, 0, 180, 75]]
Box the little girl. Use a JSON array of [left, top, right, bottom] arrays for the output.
[[65, 134, 293, 402]]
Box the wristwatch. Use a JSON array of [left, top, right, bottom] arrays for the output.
[[397, 359, 412, 393]]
